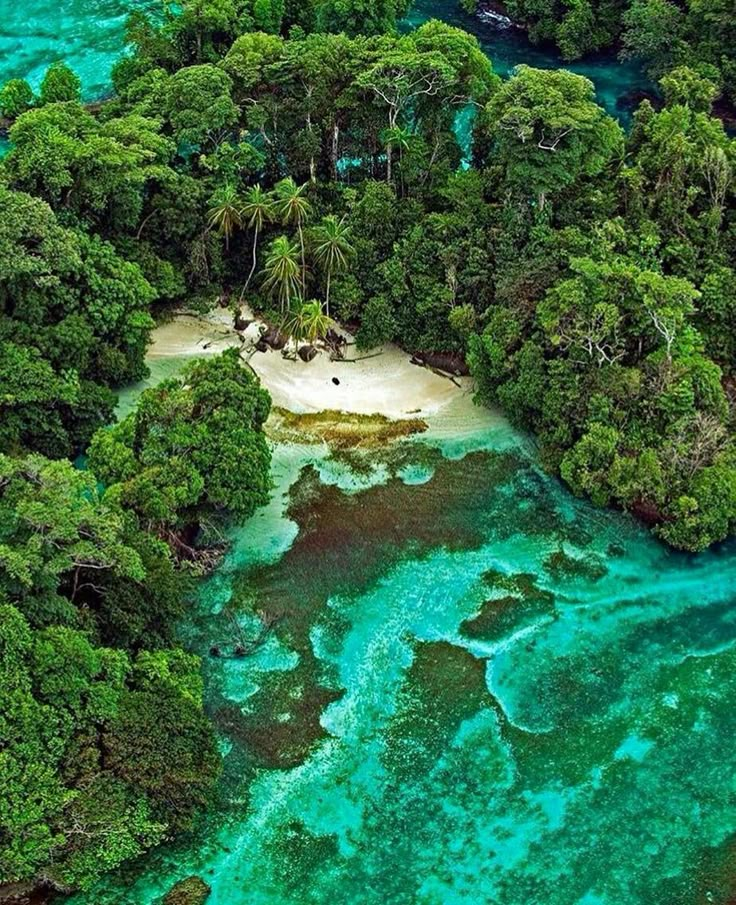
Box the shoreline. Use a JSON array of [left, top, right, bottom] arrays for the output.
[[139, 308, 479, 423]]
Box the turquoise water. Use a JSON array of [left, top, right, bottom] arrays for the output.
[[0, 0, 650, 120], [408, 0, 652, 122], [67, 356, 736, 905], [0, 0, 158, 99]]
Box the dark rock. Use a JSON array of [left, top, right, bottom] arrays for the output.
[[326, 328, 346, 346], [298, 345, 318, 363], [332, 377, 340, 386], [218, 292, 230, 309], [263, 326, 288, 350], [255, 339, 269, 353], [413, 351, 470, 376], [234, 315, 252, 332], [209, 646, 221, 658], [163, 877, 211, 905], [630, 497, 664, 526], [234, 645, 247, 658], [0, 882, 51, 905]]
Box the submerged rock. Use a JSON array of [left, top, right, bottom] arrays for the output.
[[163, 876, 211, 905]]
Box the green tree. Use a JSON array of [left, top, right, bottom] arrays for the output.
[[164, 64, 238, 144], [356, 295, 397, 350], [284, 300, 335, 342], [275, 177, 312, 283], [208, 183, 243, 250], [660, 66, 719, 112], [316, 0, 410, 36], [381, 125, 411, 186], [311, 215, 354, 316], [262, 235, 303, 312], [39, 62, 81, 105], [242, 184, 275, 289], [621, 0, 684, 74], [487, 66, 623, 211], [176, 0, 239, 61], [0, 78, 33, 118], [88, 350, 272, 528], [0, 602, 220, 892]]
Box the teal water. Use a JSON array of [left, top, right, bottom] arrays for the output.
[[68, 354, 736, 905], [408, 0, 652, 122], [0, 0, 650, 120], [0, 0, 158, 99]]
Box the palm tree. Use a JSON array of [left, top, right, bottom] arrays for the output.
[[312, 215, 354, 317], [261, 235, 302, 314], [207, 183, 243, 251], [284, 300, 335, 344], [242, 184, 275, 290], [381, 126, 410, 186], [275, 177, 312, 284]]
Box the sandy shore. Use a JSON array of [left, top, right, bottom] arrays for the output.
[[145, 309, 477, 422]]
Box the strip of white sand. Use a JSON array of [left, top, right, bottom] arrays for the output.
[[145, 309, 477, 421]]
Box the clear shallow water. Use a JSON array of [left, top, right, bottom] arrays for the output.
[[0, 0, 650, 121], [69, 356, 736, 905]]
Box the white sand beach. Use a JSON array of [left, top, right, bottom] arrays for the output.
[[144, 308, 477, 421]]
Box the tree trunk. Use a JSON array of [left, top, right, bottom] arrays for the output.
[[386, 145, 392, 184], [325, 270, 331, 318], [331, 124, 340, 181], [307, 109, 316, 183], [299, 226, 306, 291], [246, 226, 259, 289]]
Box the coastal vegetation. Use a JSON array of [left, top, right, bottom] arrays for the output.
[[1, 0, 736, 897]]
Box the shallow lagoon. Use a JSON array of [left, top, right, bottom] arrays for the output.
[[66, 353, 736, 905]]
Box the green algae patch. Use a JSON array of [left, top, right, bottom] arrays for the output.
[[543, 547, 608, 582], [383, 641, 491, 776], [162, 877, 211, 905], [658, 832, 736, 904], [268, 407, 428, 449], [213, 653, 342, 770], [461, 571, 555, 644], [263, 821, 340, 899]]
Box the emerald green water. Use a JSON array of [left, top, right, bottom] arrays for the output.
[[65, 352, 736, 905], [0, 0, 650, 120]]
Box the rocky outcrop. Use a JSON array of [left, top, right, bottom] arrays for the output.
[[298, 344, 318, 363], [410, 351, 470, 377], [262, 325, 288, 350]]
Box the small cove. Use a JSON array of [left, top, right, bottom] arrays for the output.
[[61, 317, 736, 905]]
